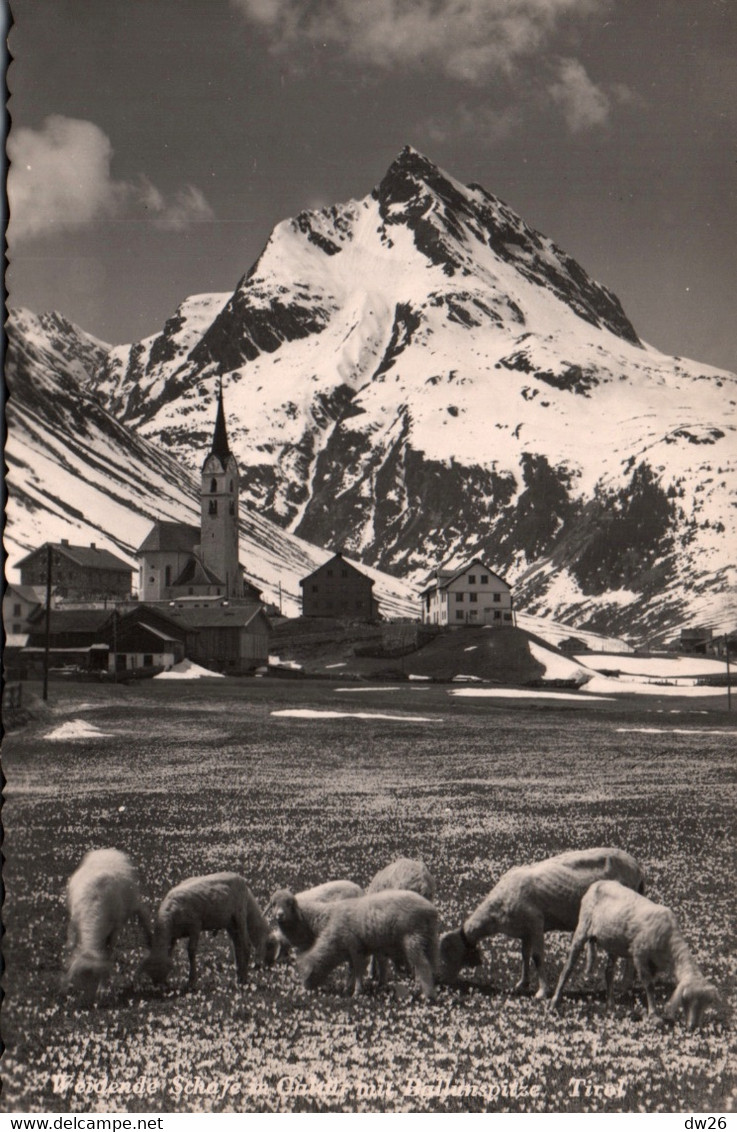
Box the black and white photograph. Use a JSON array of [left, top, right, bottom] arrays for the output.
[[2, 0, 735, 1117]]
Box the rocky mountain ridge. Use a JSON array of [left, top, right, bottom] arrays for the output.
[[7, 147, 736, 640]]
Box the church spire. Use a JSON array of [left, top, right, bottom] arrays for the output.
[[210, 378, 231, 466]]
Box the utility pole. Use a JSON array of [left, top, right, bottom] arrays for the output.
[[726, 636, 732, 712], [42, 543, 52, 701]]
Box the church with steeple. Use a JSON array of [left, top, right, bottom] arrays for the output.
[[137, 383, 261, 604]]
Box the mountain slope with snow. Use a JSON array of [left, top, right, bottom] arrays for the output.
[[3, 308, 417, 619], [7, 148, 736, 640]]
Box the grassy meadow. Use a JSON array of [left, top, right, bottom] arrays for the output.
[[2, 678, 736, 1113]]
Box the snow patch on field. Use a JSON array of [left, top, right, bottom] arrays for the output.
[[46, 720, 113, 740], [617, 728, 736, 736], [272, 709, 434, 722], [154, 660, 224, 679], [580, 654, 728, 678], [528, 641, 592, 685], [449, 689, 613, 702]]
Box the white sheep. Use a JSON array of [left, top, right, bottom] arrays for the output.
[[64, 848, 151, 1004], [269, 880, 364, 959], [366, 857, 436, 983], [438, 846, 646, 997], [140, 873, 278, 988], [549, 880, 721, 1028], [367, 857, 436, 901], [295, 890, 439, 999]]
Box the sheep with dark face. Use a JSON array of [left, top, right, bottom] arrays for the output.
[[439, 847, 646, 997], [366, 857, 436, 984], [64, 848, 151, 1005], [269, 880, 363, 959], [295, 890, 439, 1000], [141, 873, 277, 988], [550, 880, 721, 1028]]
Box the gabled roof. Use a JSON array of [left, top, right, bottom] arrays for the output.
[[419, 558, 510, 595], [299, 552, 375, 588], [26, 608, 113, 633], [5, 584, 46, 605], [172, 555, 224, 588], [16, 542, 132, 573], [137, 521, 200, 554], [162, 602, 269, 630]]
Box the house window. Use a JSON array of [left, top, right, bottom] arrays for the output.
[[469, 593, 478, 603], [13, 603, 21, 616], [144, 654, 153, 667], [468, 575, 476, 584], [327, 569, 333, 577], [229, 480, 234, 492], [229, 501, 235, 514], [165, 566, 172, 587], [312, 584, 318, 592], [13, 623, 21, 633], [481, 575, 488, 584], [493, 592, 501, 602], [504, 613, 512, 621], [456, 611, 464, 620], [494, 611, 501, 620], [209, 499, 218, 514], [342, 569, 348, 578], [210, 478, 218, 493]]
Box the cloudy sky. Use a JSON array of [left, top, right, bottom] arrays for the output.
[[6, 0, 736, 371]]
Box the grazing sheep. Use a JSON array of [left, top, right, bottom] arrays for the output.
[[64, 848, 151, 1004], [366, 857, 436, 983], [367, 857, 436, 901], [438, 847, 646, 997], [550, 880, 721, 1028], [141, 873, 277, 988], [295, 890, 439, 999], [269, 880, 364, 960]]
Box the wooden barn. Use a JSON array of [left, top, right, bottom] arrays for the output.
[[161, 601, 271, 673], [299, 552, 379, 621]]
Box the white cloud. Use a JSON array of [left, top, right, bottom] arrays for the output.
[[548, 57, 610, 132], [232, 0, 604, 82], [7, 115, 214, 242], [423, 103, 519, 147]]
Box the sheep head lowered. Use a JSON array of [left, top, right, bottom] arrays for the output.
[[665, 977, 721, 1031], [438, 929, 484, 983]]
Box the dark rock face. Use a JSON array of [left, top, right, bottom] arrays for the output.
[[191, 293, 331, 374]]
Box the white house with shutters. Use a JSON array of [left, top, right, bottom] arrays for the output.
[[419, 559, 515, 627]]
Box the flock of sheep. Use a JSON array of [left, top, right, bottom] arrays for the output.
[[64, 846, 721, 1031]]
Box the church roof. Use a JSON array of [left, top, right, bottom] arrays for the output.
[[172, 556, 225, 588], [208, 380, 232, 467], [137, 521, 200, 554]]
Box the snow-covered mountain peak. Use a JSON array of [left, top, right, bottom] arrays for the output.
[[6, 147, 735, 640]]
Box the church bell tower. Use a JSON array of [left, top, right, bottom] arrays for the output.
[[201, 380, 241, 598]]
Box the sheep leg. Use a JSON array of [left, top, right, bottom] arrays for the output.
[[604, 954, 617, 1008], [405, 937, 436, 1001], [633, 954, 657, 1016], [549, 936, 587, 1010], [350, 951, 369, 997], [136, 908, 153, 948], [583, 940, 597, 979], [186, 929, 200, 988], [228, 926, 251, 985], [530, 932, 549, 999], [514, 938, 533, 994]]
